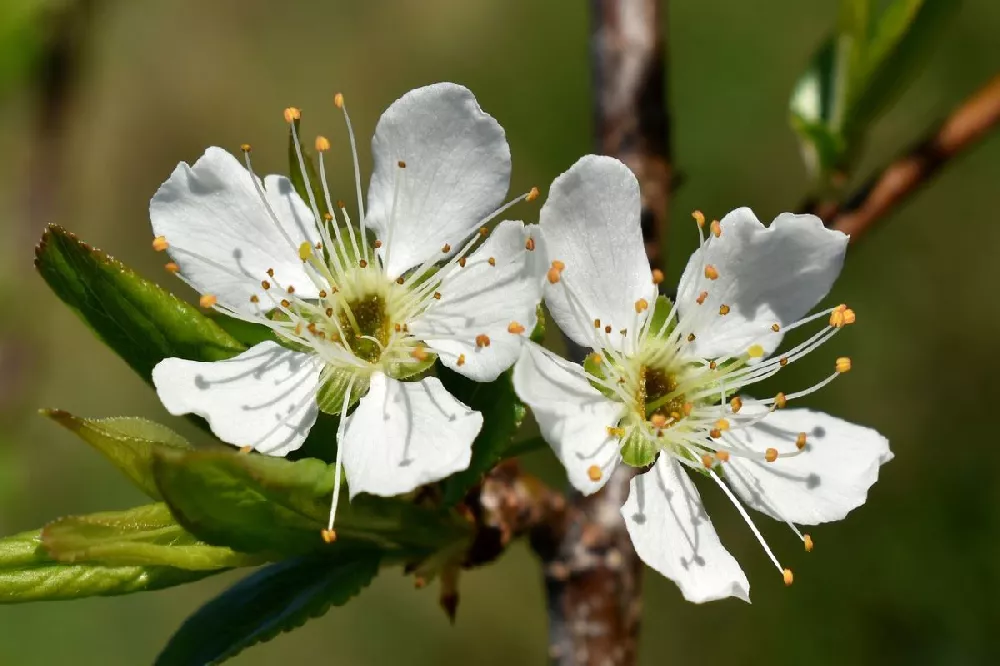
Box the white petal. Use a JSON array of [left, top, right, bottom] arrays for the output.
[[413, 220, 542, 382], [722, 408, 892, 525], [340, 373, 482, 498], [366, 83, 511, 278], [151, 341, 322, 457], [512, 342, 622, 495], [539, 155, 655, 352], [621, 457, 750, 603], [150, 148, 320, 314], [676, 208, 847, 358]]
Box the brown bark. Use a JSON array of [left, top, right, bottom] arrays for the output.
[[811, 74, 1000, 241]]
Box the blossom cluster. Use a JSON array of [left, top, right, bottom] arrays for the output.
[[149, 82, 891, 602]]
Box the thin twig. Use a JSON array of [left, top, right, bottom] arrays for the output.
[[814, 73, 1000, 241], [533, 2, 672, 665]]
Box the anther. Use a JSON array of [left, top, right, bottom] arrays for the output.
[[710, 428, 722, 439], [475, 334, 491, 348], [283, 107, 301, 123], [315, 136, 330, 152], [457, 354, 466, 366], [261, 280, 271, 290], [589, 353, 602, 365], [709, 361, 717, 370], [716, 450, 731, 462], [239, 445, 252, 453], [286, 285, 296, 294], [336, 200, 346, 209], [323, 212, 334, 221], [796, 432, 807, 450], [374, 240, 383, 248], [547, 266, 561, 284], [397, 160, 407, 169], [783, 569, 794, 586], [702, 454, 714, 468], [696, 291, 708, 305], [772, 323, 781, 332], [606, 426, 626, 438], [804, 534, 814, 552], [319, 290, 327, 298], [334, 93, 344, 108], [829, 310, 846, 328], [433, 292, 442, 300], [442, 243, 451, 253], [164, 262, 180, 274], [836, 357, 852, 373], [774, 392, 787, 408], [716, 418, 730, 431], [152, 236, 169, 252], [692, 210, 705, 227], [779, 356, 788, 366], [551, 260, 566, 271], [527, 186, 540, 201], [687, 333, 696, 342], [325, 308, 334, 317], [765, 448, 778, 462], [730, 396, 743, 413], [267, 268, 275, 277], [652, 268, 664, 285], [635, 298, 649, 314], [479, 227, 489, 237], [650, 414, 667, 428], [525, 237, 536, 251], [593, 319, 601, 329], [508, 321, 526, 334], [249, 295, 260, 304], [240, 143, 252, 153], [199, 294, 217, 309], [843, 308, 856, 325], [747, 344, 764, 358], [488, 257, 496, 267], [410, 346, 429, 361], [719, 304, 731, 315], [281, 299, 291, 308], [321, 529, 337, 544], [298, 242, 312, 261], [605, 325, 613, 334], [394, 323, 402, 332], [459, 258, 467, 268], [587, 465, 602, 482], [710, 220, 722, 237], [358, 259, 368, 268], [704, 265, 719, 280], [396, 277, 405, 285]]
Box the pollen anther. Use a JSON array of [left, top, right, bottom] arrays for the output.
[[651, 268, 664, 285], [783, 569, 794, 586], [283, 107, 301, 123], [587, 465, 602, 482], [704, 265, 719, 280], [165, 262, 180, 274], [634, 298, 649, 313], [475, 334, 491, 348], [765, 448, 778, 462], [796, 432, 807, 450], [508, 321, 526, 334], [719, 304, 730, 315], [199, 294, 217, 309], [836, 357, 852, 373], [315, 136, 330, 152], [152, 236, 169, 252]]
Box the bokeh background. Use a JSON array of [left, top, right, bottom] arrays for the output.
[[1, 1, 999, 664]]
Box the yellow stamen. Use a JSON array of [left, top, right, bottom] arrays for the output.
[[199, 294, 217, 309], [704, 265, 719, 280], [152, 236, 169, 252], [836, 357, 852, 373], [765, 448, 778, 462], [315, 136, 330, 152], [508, 321, 526, 335], [283, 107, 301, 123], [587, 465, 602, 482]]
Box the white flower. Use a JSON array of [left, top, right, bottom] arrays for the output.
[[148, 83, 542, 539], [514, 155, 892, 603]]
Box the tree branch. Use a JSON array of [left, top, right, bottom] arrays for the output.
[[815, 73, 1000, 242], [531, 2, 672, 665]]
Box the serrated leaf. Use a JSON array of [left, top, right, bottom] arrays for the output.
[[41, 503, 258, 570], [34, 225, 247, 382], [156, 551, 380, 666], [0, 527, 215, 604], [152, 449, 471, 557], [42, 410, 193, 499], [438, 367, 526, 505]]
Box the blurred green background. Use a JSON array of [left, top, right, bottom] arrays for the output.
[[1, 1, 999, 664]]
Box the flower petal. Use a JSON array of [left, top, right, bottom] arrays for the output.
[[512, 342, 622, 495], [340, 373, 482, 498], [676, 208, 847, 358], [413, 220, 543, 382], [366, 83, 511, 278], [539, 155, 655, 352], [722, 408, 892, 525], [621, 456, 750, 603], [151, 341, 322, 457], [150, 147, 320, 314]]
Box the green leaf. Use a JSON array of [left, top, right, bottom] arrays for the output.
[[41, 503, 258, 570], [439, 367, 526, 505], [42, 410, 193, 499], [155, 550, 380, 666], [790, 0, 958, 180], [0, 527, 216, 604], [34, 225, 247, 380], [152, 450, 471, 557]]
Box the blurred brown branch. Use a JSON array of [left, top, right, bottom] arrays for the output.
[[526, 2, 672, 665], [807, 73, 1000, 242]]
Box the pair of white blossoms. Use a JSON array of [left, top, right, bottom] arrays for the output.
[[150, 82, 892, 603]]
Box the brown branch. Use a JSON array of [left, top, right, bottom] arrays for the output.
[[529, 2, 672, 665], [817, 73, 1000, 242]]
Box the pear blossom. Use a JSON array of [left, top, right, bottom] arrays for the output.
[[149, 83, 542, 539], [514, 155, 892, 603]]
